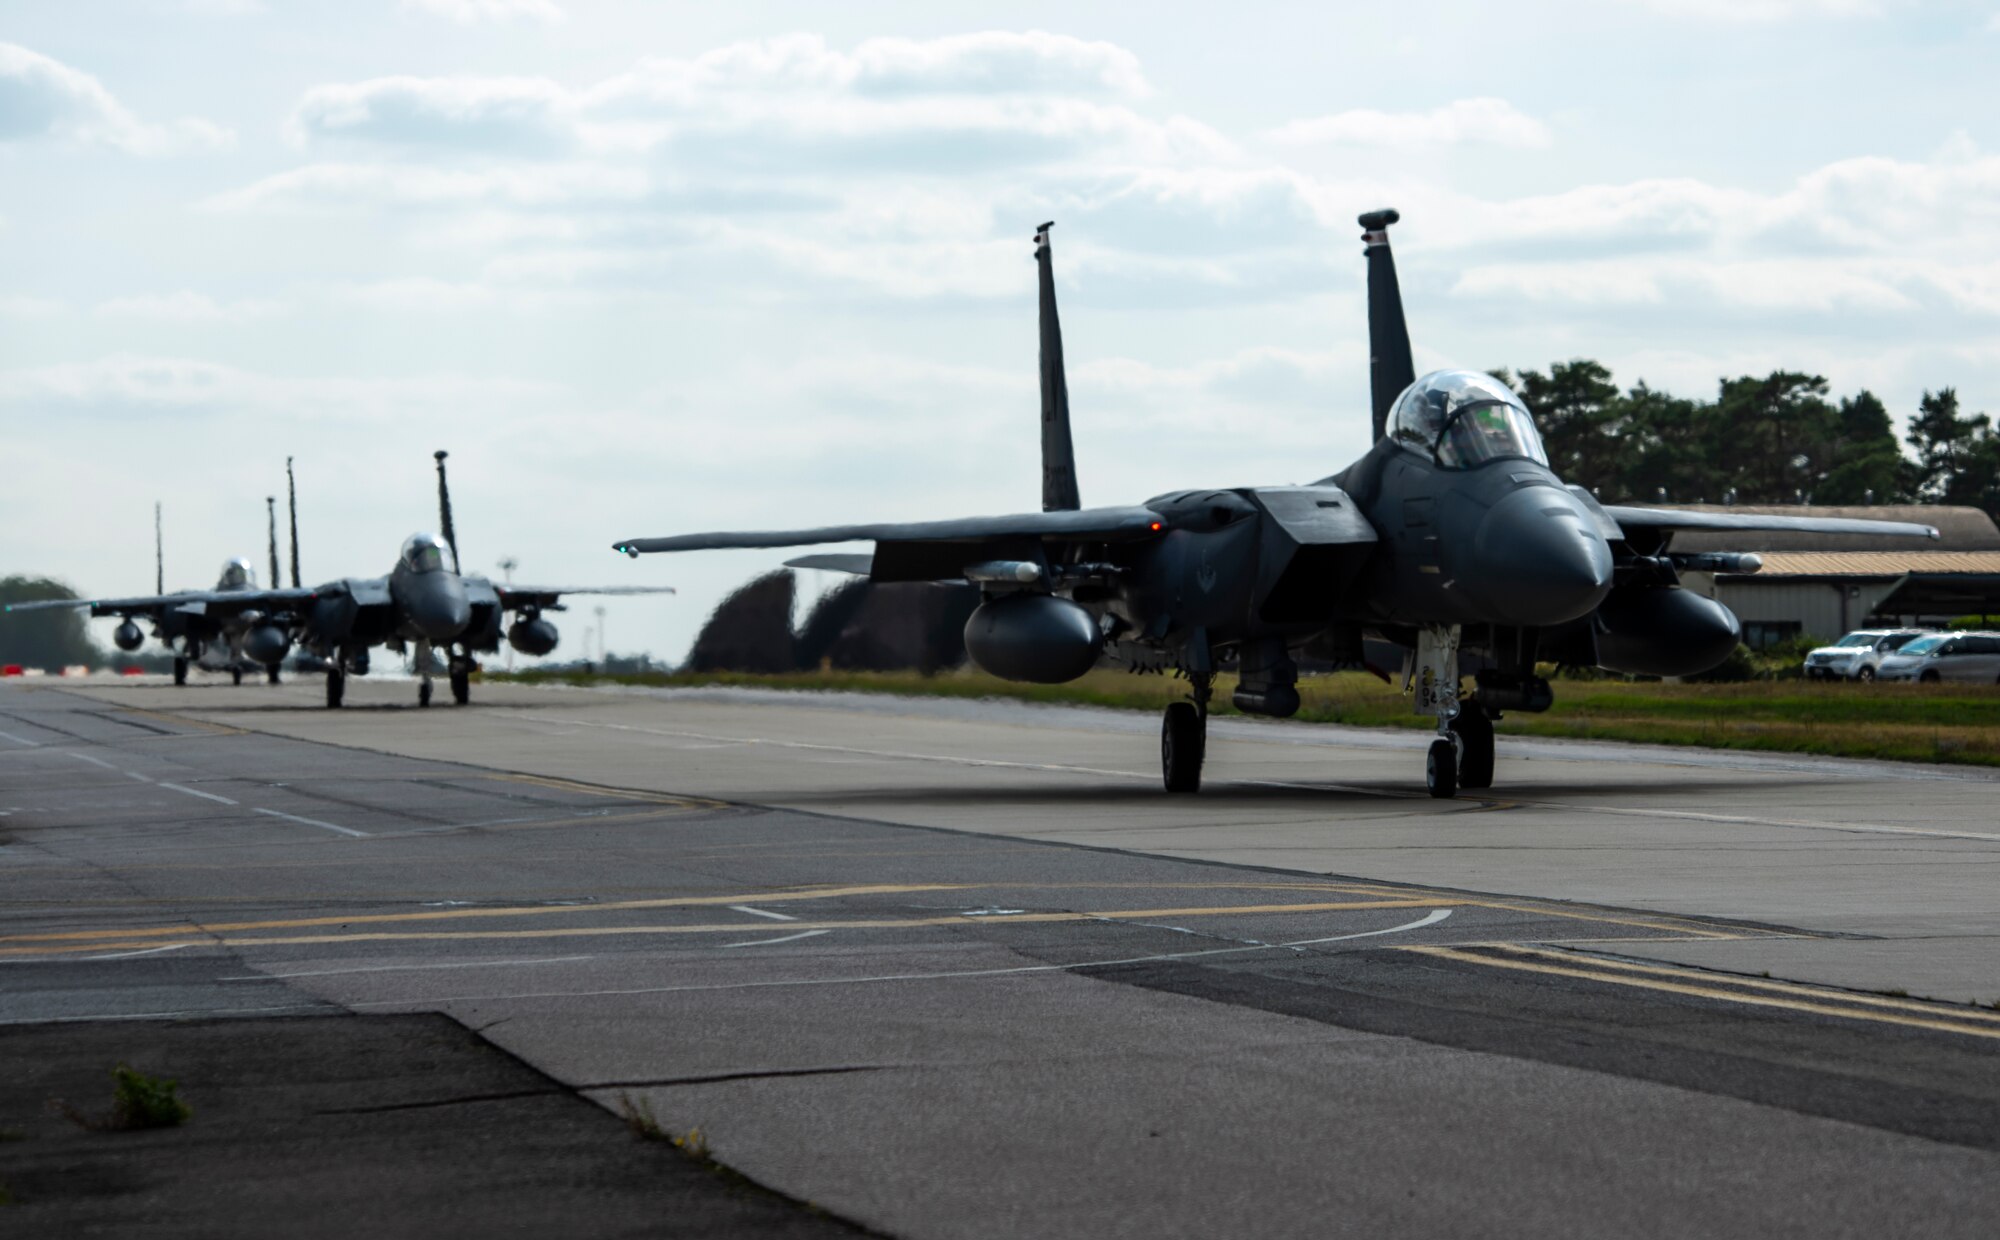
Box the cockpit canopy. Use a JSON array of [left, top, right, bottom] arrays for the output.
[[1387, 370, 1548, 469], [400, 533, 449, 575], [218, 557, 256, 589]]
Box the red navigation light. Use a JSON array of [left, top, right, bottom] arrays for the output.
[[1149, 521, 1163, 532]]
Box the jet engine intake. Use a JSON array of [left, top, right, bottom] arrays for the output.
[[1594, 586, 1741, 677], [508, 617, 560, 656], [113, 620, 145, 652], [963, 593, 1101, 683], [242, 624, 292, 665]]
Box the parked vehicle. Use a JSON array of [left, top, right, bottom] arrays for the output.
[[1874, 632, 2000, 683], [1802, 629, 1929, 681]]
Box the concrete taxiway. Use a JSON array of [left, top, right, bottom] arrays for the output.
[[4, 678, 1999, 1238]]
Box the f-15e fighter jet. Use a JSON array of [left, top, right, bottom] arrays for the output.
[[614, 213, 1936, 797]]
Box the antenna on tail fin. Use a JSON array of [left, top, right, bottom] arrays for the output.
[[434, 450, 462, 574], [1359, 209, 1415, 443], [154, 502, 164, 594], [286, 457, 301, 587], [1035, 222, 1081, 512], [266, 498, 280, 589]]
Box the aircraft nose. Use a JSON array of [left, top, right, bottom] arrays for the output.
[[1467, 487, 1613, 627], [413, 578, 472, 642]]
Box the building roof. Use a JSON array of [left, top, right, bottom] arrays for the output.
[[1644, 504, 2000, 552], [1742, 551, 2000, 578]]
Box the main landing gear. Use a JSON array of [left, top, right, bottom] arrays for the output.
[[266, 663, 282, 685], [449, 658, 472, 706], [1162, 670, 1212, 793], [172, 657, 188, 686], [231, 666, 243, 686], [325, 666, 345, 708]]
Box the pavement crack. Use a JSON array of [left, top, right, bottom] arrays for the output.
[[578, 1066, 893, 1090], [317, 1088, 559, 1115]]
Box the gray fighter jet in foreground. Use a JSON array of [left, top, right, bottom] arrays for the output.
[[614, 213, 1937, 797]]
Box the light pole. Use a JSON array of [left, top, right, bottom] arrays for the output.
[[497, 557, 518, 672], [594, 605, 607, 666]]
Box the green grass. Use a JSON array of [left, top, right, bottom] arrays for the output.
[[494, 666, 2000, 767]]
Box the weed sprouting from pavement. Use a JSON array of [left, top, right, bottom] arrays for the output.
[[674, 1126, 711, 1159], [616, 1092, 668, 1141], [54, 1065, 191, 1132]]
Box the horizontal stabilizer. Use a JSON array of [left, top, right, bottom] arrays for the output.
[[1605, 507, 1939, 541], [614, 505, 1167, 556], [785, 553, 875, 576]]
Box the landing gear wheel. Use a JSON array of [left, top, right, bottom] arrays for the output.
[[172, 657, 188, 686], [1162, 701, 1206, 794], [326, 668, 345, 709], [266, 664, 282, 685], [450, 665, 470, 706], [232, 667, 243, 686], [1426, 737, 1459, 799], [418, 679, 433, 708], [1450, 710, 1495, 790]]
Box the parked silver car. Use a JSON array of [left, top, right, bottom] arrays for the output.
[[1874, 632, 2000, 683], [1802, 629, 1929, 681]]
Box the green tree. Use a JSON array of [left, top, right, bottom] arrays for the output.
[[1710, 372, 1838, 503], [1815, 390, 1913, 504], [1511, 360, 1623, 496], [0, 577, 102, 671], [1610, 382, 1716, 503], [1905, 388, 2000, 513]]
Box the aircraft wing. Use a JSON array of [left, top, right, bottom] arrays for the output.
[[615, 505, 1166, 556], [497, 585, 676, 609], [1603, 508, 1940, 541], [3, 587, 324, 618]]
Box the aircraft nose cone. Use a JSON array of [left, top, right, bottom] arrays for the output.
[[412, 580, 472, 642], [1468, 487, 1613, 626]]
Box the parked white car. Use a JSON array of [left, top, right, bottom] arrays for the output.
[[1873, 632, 2000, 683], [1801, 629, 1929, 681]]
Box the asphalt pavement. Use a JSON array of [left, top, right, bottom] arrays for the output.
[[4, 677, 1999, 1238]]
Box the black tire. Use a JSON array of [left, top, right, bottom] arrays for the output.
[[1426, 737, 1459, 799], [172, 657, 188, 686], [1920, 670, 1941, 684], [450, 666, 470, 706], [326, 669, 345, 709], [1857, 667, 1875, 683], [266, 664, 281, 685], [1451, 710, 1495, 790], [418, 679, 433, 708], [1162, 701, 1205, 794], [232, 667, 243, 686]]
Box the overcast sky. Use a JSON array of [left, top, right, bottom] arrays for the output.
[[4, 0, 1997, 664]]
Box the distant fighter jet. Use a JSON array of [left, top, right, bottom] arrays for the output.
[[6, 488, 305, 685], [618, 213, 1937, 797]]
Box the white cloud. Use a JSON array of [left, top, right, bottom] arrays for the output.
[[93, 292, 281, 322], [1615, 0, 1886, 19], [0, 42, 231, 153], [290, 75, 575, 153], [401, 0, 565, 23], [1267, 98, 1552, 149]]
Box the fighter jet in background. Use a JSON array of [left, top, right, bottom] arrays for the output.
[[616, 214, 1937, 798], [6, 484, 308, 685], [299, 452, 674, 708]]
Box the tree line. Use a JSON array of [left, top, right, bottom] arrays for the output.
[[1494, 362, 2000, 517]]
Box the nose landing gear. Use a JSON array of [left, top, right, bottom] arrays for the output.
[[1161, 670, 1212, 793]]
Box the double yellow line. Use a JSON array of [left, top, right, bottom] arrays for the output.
[[1405, 943, 2000, 1041]]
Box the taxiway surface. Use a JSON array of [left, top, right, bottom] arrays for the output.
[[4, 678, 1999, 1238]]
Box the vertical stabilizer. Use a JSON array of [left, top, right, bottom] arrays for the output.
[[154, 502, 164, 595], [266, 498, 280, 589], [1035, 222, 1081, 512], [1359, 209, 1414, 442], [434, 450, 462, 574], [286, 457, 301, 588]]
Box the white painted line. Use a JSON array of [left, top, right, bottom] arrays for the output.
[[67, 751, 118, 770], [125, 770, 153, 783], [158, 781, 238, 806], [724, 929, 831, 949], [729, 904, 798, 922], [353, 909, 1456, 1006], [80, 944, 189, 961], [0, 730, 41, 747], [1509, 798, 2000, 845], [223, 955, 594, 981], [252, 806, 367, 838]]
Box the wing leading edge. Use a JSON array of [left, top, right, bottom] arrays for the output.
[[1603, 507, 1940, 541], [3, 586, 325, 616], [613, 505, 1167, 557]]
